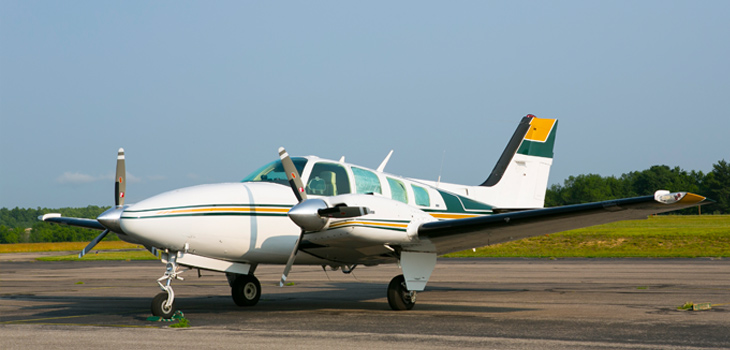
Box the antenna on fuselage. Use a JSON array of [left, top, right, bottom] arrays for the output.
[[436, 150, 446, 188], [377, 150, 394, 172]]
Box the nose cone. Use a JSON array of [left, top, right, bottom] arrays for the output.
[[97, 206, 125, 233]]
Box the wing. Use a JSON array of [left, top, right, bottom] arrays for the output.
[[39, 213, 106, 230], [418, 192, 710, 255]]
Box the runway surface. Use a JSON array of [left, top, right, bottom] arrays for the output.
[[1, 254, 729, 349]]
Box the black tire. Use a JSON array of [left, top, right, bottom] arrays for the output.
[[226, 273, 237, 287], [151, 292, 176, 318], [387, 274, 416, 311], [231, 274, 261, 307]]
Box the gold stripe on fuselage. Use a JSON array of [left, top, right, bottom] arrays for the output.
[[155, 207, 289, 215], [329, 220, 409, 229], [429, 213, 484, 219]]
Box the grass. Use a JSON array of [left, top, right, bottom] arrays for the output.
[[444, 215, 730, 258], [0, 241, 139, 253], [0, 240, 157, 261], [678, 302, 694, 310], [169, 317, 191, 328], [37, 250, 158, 261]]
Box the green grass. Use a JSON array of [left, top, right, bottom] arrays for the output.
[[36, 249, 158, 261], [444, 215, 730, 258], [678, 302, 694, 310], [0, 241, 139, 253], [169, 317, 191, 328]]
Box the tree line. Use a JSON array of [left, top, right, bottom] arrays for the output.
[[546, 160, 729, 214], [0, 206, 114, 244], [1, 160, 727, 244]]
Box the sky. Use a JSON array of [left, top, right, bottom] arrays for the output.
[[1, 1, 728, 209]]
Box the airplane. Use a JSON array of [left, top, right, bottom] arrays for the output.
[[40, 115, 710, 317]]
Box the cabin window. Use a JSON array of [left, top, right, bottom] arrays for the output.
[[412, 185, 430, 207], [242, 158, 308, 186], [306, 162, 351, 196], [352, 167, 382, 194], [387, 177, 408, 203]]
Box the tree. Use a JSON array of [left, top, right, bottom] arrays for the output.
[[545, 161, 726, 214], [546, 173, 634, 206], [703, 160, 730, 214], [0, 225, 20, 244]]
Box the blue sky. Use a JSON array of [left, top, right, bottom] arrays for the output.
[[1, 1, 728, 209]]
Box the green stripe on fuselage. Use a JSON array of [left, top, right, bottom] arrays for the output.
[[432, 190, 493, 214]]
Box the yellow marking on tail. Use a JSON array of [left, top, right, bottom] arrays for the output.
[[526, 118, 556, 142]]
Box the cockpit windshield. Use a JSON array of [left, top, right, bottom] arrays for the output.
[[241, 157, 308, 186]]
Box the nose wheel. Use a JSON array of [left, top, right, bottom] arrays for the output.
[[151, 292, 176, 318]]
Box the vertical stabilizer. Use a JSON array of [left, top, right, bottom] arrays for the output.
[[477, 115, 557, 209], [410, 115, 557, 210]]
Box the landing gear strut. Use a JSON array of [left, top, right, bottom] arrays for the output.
[[151, 253, 184, 318], [387, 274, 416, 310], [231, 274, 261, 307]]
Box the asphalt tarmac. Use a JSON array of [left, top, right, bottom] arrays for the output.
[[1, 253, 729, 349]]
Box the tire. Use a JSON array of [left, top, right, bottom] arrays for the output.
[[226, 273, 237, 287], [387, 274, 416, 311], [151, 292, 176, 318], [231, 274, 261, 307]]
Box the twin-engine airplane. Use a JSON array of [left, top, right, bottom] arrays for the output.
[[41, 115, 709, 317]]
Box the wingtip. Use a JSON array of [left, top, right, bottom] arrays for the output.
[[39, 213, 61, 221], [654, 191, 708, 205], [679, 192, 708, 204]]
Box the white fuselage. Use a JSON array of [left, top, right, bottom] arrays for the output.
[[116, 156, 494, 269]]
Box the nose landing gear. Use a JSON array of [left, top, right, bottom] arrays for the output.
[[151, 253, 184, 318]]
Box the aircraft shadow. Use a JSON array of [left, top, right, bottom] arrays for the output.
[[2, 281, 536, 324]]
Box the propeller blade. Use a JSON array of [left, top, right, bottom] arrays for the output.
[[279, 147, 307, 202], [278, 147, 309, 287], [280, 230, 303, 287], [79, 229, 110, 258], [115, 148, 126, 207], [318, 205, 372, 218]]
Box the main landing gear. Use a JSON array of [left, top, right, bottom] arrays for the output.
[[230, 274, 261, 307], [387, 274, 416, 310]]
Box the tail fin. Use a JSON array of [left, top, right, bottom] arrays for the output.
[[411, 115, 556, 209], [478, 115, 557, 209]]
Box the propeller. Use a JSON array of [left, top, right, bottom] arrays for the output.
[[79, 148, 126, 258], [115, 148, 126, 206], [278, 147, 372, 287], [278, 147, 306, 287]]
